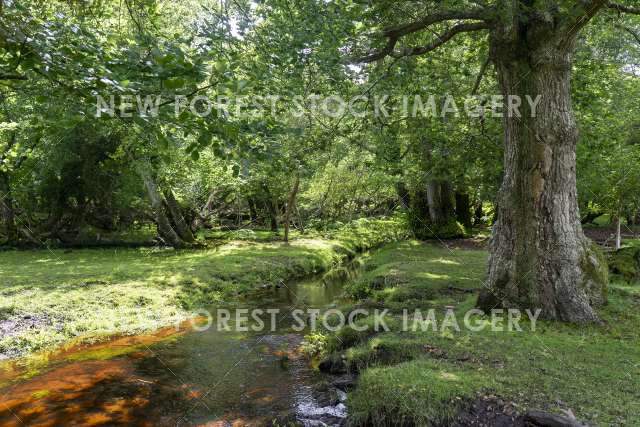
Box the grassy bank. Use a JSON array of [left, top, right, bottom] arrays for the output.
[[319, 241, 640, 426], [0, 217, 405, 360]]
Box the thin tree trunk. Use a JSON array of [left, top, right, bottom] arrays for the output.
[[395, 181, 410, 210], [455, 192, 472, 228], [473, 200, 483, 226], [163, 189, 195, 243], [262, 183, 279, 232], [0, 171, 17, 245], [426, 180, 442, 223], [479, 41, 607, 323], [615, 214, 622, 250], [284, 175, 300, 244], [247, 197, 258, 223], [137, 165, 186, 248]]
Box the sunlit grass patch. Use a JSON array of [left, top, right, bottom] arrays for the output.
[[348, 358, 486, 426], [330, 241, 640, 426], [0, 217, 404, 360]]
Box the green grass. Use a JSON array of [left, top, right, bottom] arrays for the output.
[[321, 241, 640, 427], [0, 217, 406, 359], [349, 358, 487, 426]]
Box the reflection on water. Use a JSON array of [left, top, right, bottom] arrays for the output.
[[0, 269, 356, 426]]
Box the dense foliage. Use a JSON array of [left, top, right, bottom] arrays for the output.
[[0, 0, 638, 249]]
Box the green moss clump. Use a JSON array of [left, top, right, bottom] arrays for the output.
[[580, 241, 609, 306], [345, 335, 426, 372], [410, 217, 466, 240], [326, 240, 640, 426], [347, 358, 486, 426], [608, 247, 640, 283]]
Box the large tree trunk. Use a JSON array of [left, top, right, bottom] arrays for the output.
[[0, 171, 17, 245], [137, 165, 186, 248], [284, 175, 300, 243], [440, 180, 455, 219], [478, 39, 607, 323], [426, 180, 455, 224], [163, 189, 195, 243]]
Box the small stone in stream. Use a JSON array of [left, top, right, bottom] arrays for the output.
[[318, 356, 347, 374], [331, 376, 356, 392], [315, 387, 341, 407]]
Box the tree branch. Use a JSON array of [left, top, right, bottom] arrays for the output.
[[389, 22, 490, 59], [607, 1, 640, 14], [0, 73, 27, 80], [358, 36, 400, 63], [617, 24, 640, 44], [382, 8, 489, 39], [356, 7, 490, 63], [472, 55, 491, 95], [561, 0, 608, 42]]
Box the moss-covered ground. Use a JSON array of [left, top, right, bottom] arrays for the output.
[[0, 217, 405, 360], [319, 241, 640, 427]]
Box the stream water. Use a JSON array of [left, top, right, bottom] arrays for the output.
[[0, 268, 357, 427]]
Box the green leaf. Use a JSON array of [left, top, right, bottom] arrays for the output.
[[164, 78, 185, 89]]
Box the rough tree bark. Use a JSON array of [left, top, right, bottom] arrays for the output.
[[426, 180, 455, 224], [478, 29, 607, 323], [284, 174, 300, 244], [137, 165, 186, 248], [426, 180, 442, 223], [355, 0, 627, 322], [163, 189, 195, 243], [440, 180, 455, 219]]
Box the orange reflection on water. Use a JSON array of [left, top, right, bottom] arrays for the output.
[[0, 358, 155, 427], [0, 319, 208, 427]]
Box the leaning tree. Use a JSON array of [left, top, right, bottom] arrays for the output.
[[354, 1, 640, 323]]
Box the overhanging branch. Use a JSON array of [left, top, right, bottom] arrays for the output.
[[389, 22, 490, 58], [355, 7, 490, 63], [607, 1, 640, 14], [382, 8, 489, 39], [0, 73, 27, 80], [617, 24, 640, 44], [472, 55, 491, 95]]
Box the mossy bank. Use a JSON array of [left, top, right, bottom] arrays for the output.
[[0, 217, 405, 360], [316, 241, 640, 427]]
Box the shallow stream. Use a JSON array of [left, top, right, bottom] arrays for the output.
[[0, 266, 359, 426]]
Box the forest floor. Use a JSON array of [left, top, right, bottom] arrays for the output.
[[1, 222, 638, 426], [324, 240, 640, 427], [0, 217, 405, 360]]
